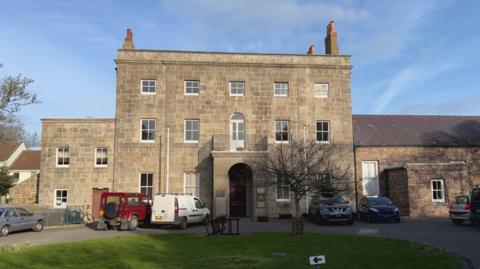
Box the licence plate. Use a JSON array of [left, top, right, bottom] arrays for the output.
[[154, 216, 163, 221]]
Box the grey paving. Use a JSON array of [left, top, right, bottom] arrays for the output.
[[0, 218, 478, 268]]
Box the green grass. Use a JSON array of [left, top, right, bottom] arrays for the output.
[[0, 233, 461, 269]]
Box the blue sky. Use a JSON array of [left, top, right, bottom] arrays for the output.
[[1, 0, 479, 135]]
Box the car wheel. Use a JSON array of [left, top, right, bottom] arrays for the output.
[[0, 225, 9, 237], [203, 214, 210, 225], [128, 216, 138, 231], [452, 219, 463, 226], [179, 217, 188, 229], [34, 221, 44, 232]]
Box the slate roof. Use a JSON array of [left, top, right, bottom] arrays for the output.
[[0, 143, 21, 162], [9, 150, 41, 170], [353, 115, 480, 147]]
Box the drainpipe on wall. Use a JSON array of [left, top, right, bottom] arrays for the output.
[[166, 125, 170, 193]]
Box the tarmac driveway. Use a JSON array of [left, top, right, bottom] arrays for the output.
[[0, 218, 478, 268]]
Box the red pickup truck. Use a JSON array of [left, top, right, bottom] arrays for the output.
[[96, 192, 151, 231]]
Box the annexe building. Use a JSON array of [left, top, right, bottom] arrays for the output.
[[39, 23, 355, 219]]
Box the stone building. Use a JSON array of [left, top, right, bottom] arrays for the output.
[[353, 115, 480, 216], [38, 22, 355, 218]]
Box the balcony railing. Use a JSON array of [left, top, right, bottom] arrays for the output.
[[212, 134, 268, 152]]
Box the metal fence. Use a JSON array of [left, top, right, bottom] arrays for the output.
[[213, 134, 268, 152], [5, 204, 85, 227]]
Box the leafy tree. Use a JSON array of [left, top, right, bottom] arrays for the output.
[[252, 137, 352, 235], [0, 166, 14, 197]]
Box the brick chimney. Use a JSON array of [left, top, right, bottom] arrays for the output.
[[307, 45, 316, 55], [122, 28, 135, 49], [324, 21, 339, 55]]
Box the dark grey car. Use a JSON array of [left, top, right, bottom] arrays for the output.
[[0, 207, 44, 236], [308, 194, 354, 224]]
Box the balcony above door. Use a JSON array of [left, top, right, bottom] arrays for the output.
[[212, 134, 268, 152]]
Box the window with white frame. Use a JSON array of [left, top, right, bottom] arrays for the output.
[[54, 189, 68, 208], [140, 173, 154, 200], [314, 83, 329, 98], [276, 175, 290, 201], [184, 171, 200, 196], [274, 82, 289, 97], [316, 121, 330, 143], [141, 119, 156, 142], [56, 147, 70, 167], [184, 80, 200, 95], [141, 80, 156, 94], [431, 179, 445, 202], [275, 120, 289, 143], [229, 81, 245, 96], [184, 119, 200, 143], [95, 148, 108, 167]]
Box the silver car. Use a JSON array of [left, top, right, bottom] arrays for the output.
[[449, 195, 471, 225], [0, 207, 44, 236]]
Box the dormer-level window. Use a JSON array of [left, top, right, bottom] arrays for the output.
[[141, 80, 156, 95], [274, 82, 289, 97], [185, 80, 200, 95]]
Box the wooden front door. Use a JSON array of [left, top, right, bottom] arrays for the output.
[[229, 176, 246, 217], [92, 188, 108, 219]]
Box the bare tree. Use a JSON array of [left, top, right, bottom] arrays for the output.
[[252, 136, 351, 235], [0, 116, 40, 147], [0, 64, 39, 120]]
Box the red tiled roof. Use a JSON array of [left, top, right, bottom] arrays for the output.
[[0, 143, 21, 162], [353, 115, 480, 147], [9, 150, 41, 170]]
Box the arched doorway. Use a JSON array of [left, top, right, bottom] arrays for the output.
[[228, 163, 252, 217]]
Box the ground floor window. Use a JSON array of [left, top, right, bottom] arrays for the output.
[[54, 189, 68, 208], [140, 173, 154, 200], [184, 172, 199, 196], [431, 179, 445, 202], [276, 175, 290, 201]]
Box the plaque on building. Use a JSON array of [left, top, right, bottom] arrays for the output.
[[256, 187, 265, 194], [215, 189, 225, 197]]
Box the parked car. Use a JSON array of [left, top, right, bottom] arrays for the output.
[[358, 196, 400, 223], [449, 195, 471, 225], [151, 193, 210, 229], [308, 194, 354, 225], [470, 186, 480, 225], [0, 206, 44, 236], [96, 192, 151, 231]]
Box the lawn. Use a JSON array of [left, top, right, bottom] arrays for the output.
[[0, 233, 461, 269]]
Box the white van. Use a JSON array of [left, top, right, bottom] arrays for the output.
[[151, 193, 210, 229]]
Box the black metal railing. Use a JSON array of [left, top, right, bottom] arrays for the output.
[[212, 134, 268, 152], [4, 204, 85, 226]]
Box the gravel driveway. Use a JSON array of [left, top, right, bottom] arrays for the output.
[[1, 218, 478, 268]]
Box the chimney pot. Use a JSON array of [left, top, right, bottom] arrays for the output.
[[122, 28, 135, 49], [307, 45, 316, 55], [325, 20, 339, 55]]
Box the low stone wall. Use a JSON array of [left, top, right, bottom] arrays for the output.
[[9, 174, 39, 204]]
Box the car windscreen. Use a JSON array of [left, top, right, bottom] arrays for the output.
[[454, 196, 469, 204], [319, 195, 345, 204], [103, 195, 123, 205], [368, 197, 393, 206], [472, 190, 480, 202], [0, 208, 4, 217]]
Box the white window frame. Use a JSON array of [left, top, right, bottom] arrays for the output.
[[431, 179, 445, 202], [94, 147, 108, 168], [274, 82, 289, 97], [316, 120, 331, 144], [362, 161, 379, 196], [140, 119, 156, 143], [56, 147, 70, 168], [276, 175, 290, 201], [184, 119, 200, 143], [139, 172, 154, 200], [314, 83, 329, 98], [140, 80, 156, 95], [184, 80, 200, 96], [274, 120, 289, 144], [54, 189, 68, 208], [183, 171, 200, 197], [229, 81, 245, 96]]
